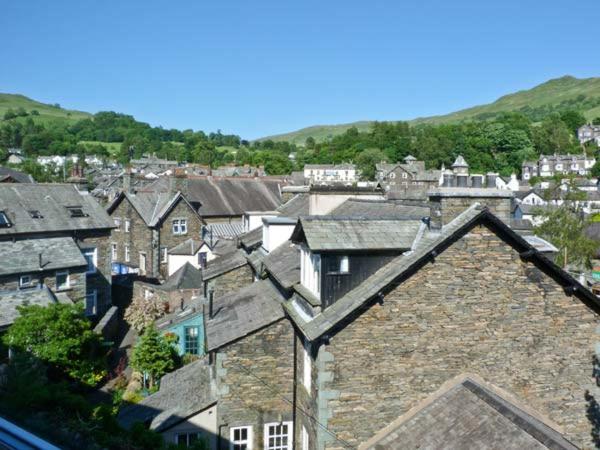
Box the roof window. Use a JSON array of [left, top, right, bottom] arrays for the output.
[[29, 210, 43, 219], [0, 211, 12, 228], [67, 207, 87, 218]]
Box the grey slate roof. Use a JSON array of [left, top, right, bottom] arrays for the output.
[[0, 166, 34, 183], [0, 184, 114, 235], [204, 221, 244, 238], [159, 263, 203, 291], [108, 191, 194, 227], [238, 226, 263, 250], [117, 358, 216, 432], [168, 239, 205, 256], [205, 279, 286, 351], [201, 249, 248, 280], [0, 237, 87, 276], [330, 198, 429, 219], [359, 374, 577, 450], [261, 243, 301, 289], [0, 286, 67, 330], [156, 298, 205, 329], [276, 193, 310, 217], [293, 217, 422, 251], [451, 155, 469, 167]]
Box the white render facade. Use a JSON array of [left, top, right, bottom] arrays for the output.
[[521, 154, 595, 180]]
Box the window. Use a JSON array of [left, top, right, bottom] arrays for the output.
[[85, 290, 97, 316], [28, 210, 43, 218], [301, 426, 309, 450], [19, 275, 32, 289], [114, 217, 122, 230], [0, 211, 11, 228], [264, 422, 292, 450], [160, 247, 168, 263], [184, 326, 200, 355], [111, 244, 117, 261], [230, 426, 252, 450], [124, 219, 131, 233], [300, 247, 320, 298], [139, 252, 146, 273], [176, 433, 201, 447], [125, 245, 130, 262], [172, 219, 188, 235], [339, 255, 349, 273], [198, 252, 208, 268], [56, 271, 70, 290], [67, 207, 86, 218], [303, 340, 311, 392], [82, 248, 97, 274], [402, 172, 408, 179]]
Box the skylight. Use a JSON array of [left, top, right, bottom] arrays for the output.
[[67, 207, 87, 218], [29, 210, 43, 219], [0, 211, 11, 228]]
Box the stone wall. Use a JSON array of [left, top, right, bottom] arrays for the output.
[[429, 192, 512, 228], [0, 267, 87, 304], [318, 224, 599, 449], [76, 230, 113, 315], [215, 319, 295, 450], [206, 264, 254, 300], [132, 279, 202, 313]]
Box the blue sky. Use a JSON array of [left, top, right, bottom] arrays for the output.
[[1, 0, 599, 139]]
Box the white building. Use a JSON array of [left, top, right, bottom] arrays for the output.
[[303, 164, 357, 184]]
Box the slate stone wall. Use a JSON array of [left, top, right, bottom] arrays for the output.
[[319, 224, 598, 449], [76, 230, 113, 315], [206, 264, 254, 300], [0, 268, 87, 304], [215, 318, 295, 450], [430, 195, 512, 228]]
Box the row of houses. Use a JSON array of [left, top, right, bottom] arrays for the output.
[[115, 182, 600, 449]]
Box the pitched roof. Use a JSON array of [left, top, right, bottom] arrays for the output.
[[201, 249, 248, 280], [117, 359, 216, 432], [205, 279, 286, 351], [108, 191, 195, 227], [261, 243, 301, 289], [0, 237, 87, 276], [0, 286, 68, 330], [451, 155, 469, 168], [0, 184, 114, 235], [304, 163, 355, 170], [286, 204, 600, 341], [0, 166, 34, 183], [168, 239, 205, 256], [159, 263, 203, 291], [156, 297, 205, 329], [204, 221, 244, 238], [359, 374, 578, 450], [330, 198, 429, 219], [292, 217, 422, 251]]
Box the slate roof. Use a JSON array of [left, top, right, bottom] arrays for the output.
[[261, 243, 301, 289], [108, 191, 194, 227], [204, 221, 244, 238], [205, 279, 286, 351], [159, 263, 203, 291], [0, 166, 34, 183], [359, 374, 578, 450], [522, 235, 558, 253], [286, 203, 600, 341], [0, 237, 87, 276], [0, 184, 114, 235], [156, 297, 205, 329], [292, 217, 422, 251], [168, 239, 205, 256], [304, 163, 355, 170], [238, 226, 263, 250], [330, 198, 429, 219], [276, 194, 310, 217], [117, 358, 216, 432], [452, 155, 469, 167], [201, 249, 248, 281], [0, 286, 67, 330], [142, 176, 284, 217]]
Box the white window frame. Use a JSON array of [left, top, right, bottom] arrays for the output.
[[111, 243, 117, 261], [114, 217, 121, 231], [172, 219, 188, 235], [56, 270, 70, 290], [230, 426, 253, 450], [19, 275, 32, 289], [124, 219, 131, 233], [125, 245, 130, 262], [263, 422, 293, 450], [160, 247, 168, 263], [83, 247, 98, 274], [303, 339, 312, 392], [139, 252, 147, 273], [85, 289, 97, 316]]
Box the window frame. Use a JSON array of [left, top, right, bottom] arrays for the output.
[[124, 219, 131, 233], [85, 289, 97, 316], [82, 247, 98, 274], [175, 432, 201, 447], [111, 243, 118, 261], [19, 275, 32, 289], [160, 246, 168, 263], [263, 422, 293, 450], [339, 255, 349, 274], [125, 245, 130, 262], [56, 270, 70, 291], [184, 326, 200, 355], [114, 217, 122, 231], [230, 426, 253, 450]]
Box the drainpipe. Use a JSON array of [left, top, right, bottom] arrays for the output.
[[208, 288, 214, 319]]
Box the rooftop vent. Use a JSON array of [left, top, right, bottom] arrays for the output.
[[66, 207, 87, 218]]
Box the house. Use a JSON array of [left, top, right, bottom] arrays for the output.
[[6, 154, 24, 165], [522, 154, 596, 180], [578, 123, 600, 145], [156, 296, 205, 357], [129, 153, 179, 175], [376, 155, 442, 196], [303, 164, 357, 184], [167, 238, 216, 276], [107, 180, 204, 279], [0, 184, 114, 318], [0, 166, 34, 183]]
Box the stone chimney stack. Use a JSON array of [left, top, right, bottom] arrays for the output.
[[169, 169, 189, 196], [123, 171, 132, 193]]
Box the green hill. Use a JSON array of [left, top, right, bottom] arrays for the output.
[[0, 93, 91, 126], [259, 75, 600, 145]]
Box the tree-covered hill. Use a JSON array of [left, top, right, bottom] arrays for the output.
[[259, 75, 600, 144]]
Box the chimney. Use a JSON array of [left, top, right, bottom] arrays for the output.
[[486, 172, 497, 189], [169, 170, 189, 196], [456, 174, 468, 188], [123, 171, 132, 193], [442, 172, 454, 187], [471, 175, 483, 188]]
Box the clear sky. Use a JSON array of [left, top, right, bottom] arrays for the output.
[[2, 0, 599, 139]]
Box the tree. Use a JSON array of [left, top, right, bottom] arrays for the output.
[[264, 152, 292, 175], [535, 206, 597, 269], [130, 325, 177, 389], [356, 148, 386, 180], [124, 294, 167, 332], [2, 303, 106, 385], [560, 110, 587, 135], [591, 161, 600, 179]]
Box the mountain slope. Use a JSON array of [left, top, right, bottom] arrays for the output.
[[0, 93, 91, 125], [259, 75, 600, 145]]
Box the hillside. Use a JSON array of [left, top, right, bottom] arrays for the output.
[[0, 93, 91, 125], [259, 75, 600, 144]]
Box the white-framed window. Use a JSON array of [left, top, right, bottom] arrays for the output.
[[402, 172, 408, 179], [301, 426, 309, 450], [85, 289, 97, 316], [160, 247, 168, 263], [82, 247, 98, 274], [175, 432, 201, 447], [230, 426, 252, 450], [124, 219, 131, 233], [339, 255, 349, 273], [139, 252, 147, 273], [111, 243, 117, 261], [264, 422, 293, 450], [114, 217, 121, 231], [300, 247, 320, 298], [56, 270, 70, 290], [125, 245, 130, 262], [19, 275, 32, 289], [303, 339, 311, 392], [172, 219, 188, 235]]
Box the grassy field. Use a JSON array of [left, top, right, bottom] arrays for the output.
[[259, 75, 600, 144], [78, 140, 122, 156], [0, 93, 91, 126]]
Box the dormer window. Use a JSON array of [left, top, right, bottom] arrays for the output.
[[339, 255, 349, 273], [0, 211, 11, 228], [67, 207, 87, 218], [29, 210, 43, 219], [300, 246, 321, 298]]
